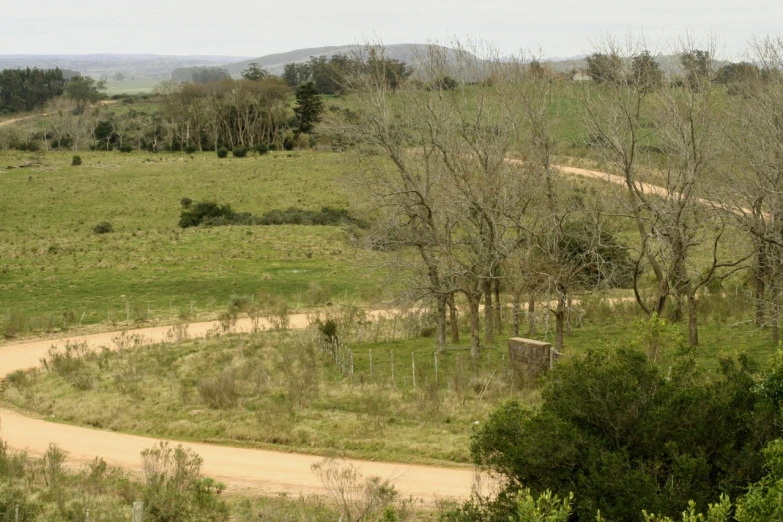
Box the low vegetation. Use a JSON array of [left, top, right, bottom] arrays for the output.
[[0, 436, 228, 522]]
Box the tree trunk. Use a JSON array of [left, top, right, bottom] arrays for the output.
[[773, 317, 780, 346], [494, 279, 502, 335], [436, 295, 447, 352], [469, 294, 481, 359], [483, 280, 495, 344], [687, 292, 699, 347], [555, 289, 566, 353], [755, 250, 766, 327], [512, 292, 520, 337], [527, 294, 536, 335], [448, 293, 459, 343], [566, 296, 573, 336]]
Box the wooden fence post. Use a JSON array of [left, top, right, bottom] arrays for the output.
[[412, 352, 416, 388], [132, 501, 144, 522]]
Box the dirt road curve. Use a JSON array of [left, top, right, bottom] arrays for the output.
[[0, 314, 477, 500], [0, 409, 475, 499]]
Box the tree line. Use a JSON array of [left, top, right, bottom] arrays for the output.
[[0, 67, 79, 114], [324, 37, 783, 358]]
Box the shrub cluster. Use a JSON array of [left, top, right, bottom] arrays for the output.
[[464, 345, 781, 521], [178, 199, 364, 229]]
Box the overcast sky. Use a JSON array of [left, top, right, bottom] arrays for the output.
[[2, 0, 781, 59]]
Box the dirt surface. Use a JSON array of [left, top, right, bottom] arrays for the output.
[[0, 313, 477, 500], [0, 409, 476, 499]]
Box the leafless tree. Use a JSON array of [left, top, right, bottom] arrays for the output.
[[721, 36, 783, 343]]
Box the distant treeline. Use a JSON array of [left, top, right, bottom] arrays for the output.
[[170, 66, 230, 84], [0, 67, 79, 114], [282, 54, 412, 94]]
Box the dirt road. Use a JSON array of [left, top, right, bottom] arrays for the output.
[[0, 313, 477, 500], [0, 100, 117, 128], [0, 135, 688, 499]]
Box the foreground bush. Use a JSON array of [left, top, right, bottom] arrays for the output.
[[466, 343, 780, 521]]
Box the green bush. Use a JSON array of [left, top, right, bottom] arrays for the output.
[[71, 155, 82, 166], [93, 221, 113, 234], [119, 145, 133, 153], [178, 201, 237, 228], [232, 145, 248, 158], [268, 143, 279, 151], [184, 145, 198, 154], [468, 342, 779, 521], [253, 143, 269, 155], [283, 136, 295, 151], [216, 147, 228, 158], [177, 200, 363, 229]]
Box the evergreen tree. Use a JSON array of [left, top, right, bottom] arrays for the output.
[[293, 81, 323, 134]]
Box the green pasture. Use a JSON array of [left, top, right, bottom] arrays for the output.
[[0, 150, 386, 335], [104, 79, 160, 95]]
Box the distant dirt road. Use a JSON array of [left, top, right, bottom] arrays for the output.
[[0, 313, 477, 500], [0, 100, 117, 128]]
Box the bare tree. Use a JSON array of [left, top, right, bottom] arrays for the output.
[[327, 41, 533, 358], [722, 36, 783, 343]]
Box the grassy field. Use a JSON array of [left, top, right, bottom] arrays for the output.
[[0, 149, 389, 337], [104, 79, 160, 95]]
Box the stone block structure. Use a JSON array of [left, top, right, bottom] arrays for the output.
[[508, 337, 559, 377]]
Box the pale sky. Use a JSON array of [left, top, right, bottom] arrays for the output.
[[2, 0, 781, 59]]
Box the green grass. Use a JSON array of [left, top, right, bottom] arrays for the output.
[[104, 79, 160, 95], [0, 149, 387, 335]]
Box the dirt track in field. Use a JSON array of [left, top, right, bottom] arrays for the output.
[[0, 313, 477, 500], [0, 129, 688, 500]]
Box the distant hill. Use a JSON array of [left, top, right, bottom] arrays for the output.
[[0, 47, 734, 85], [0, 54, 251, 80], [223, 43, 488, 78]]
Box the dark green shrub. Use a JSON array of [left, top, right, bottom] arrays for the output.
[[467, 344, 779, 521], [178, 201, 235, 228], [71, 155, 82, 166], [268, 143, 279, 151], [253, 143, 269, 155], [184, 145, 198, 154], [317, 319, 338, 343], [180, 197, 193, 208], [119, 145, 133, 153], [216, 147, 228, 158], [282, 136, 295, 151], [93, 222, 113, 234], [232, 145, 248, 158]]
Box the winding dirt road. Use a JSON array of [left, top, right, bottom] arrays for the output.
[[0, 314, 477, 500], [0, 122, 716, 500]]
